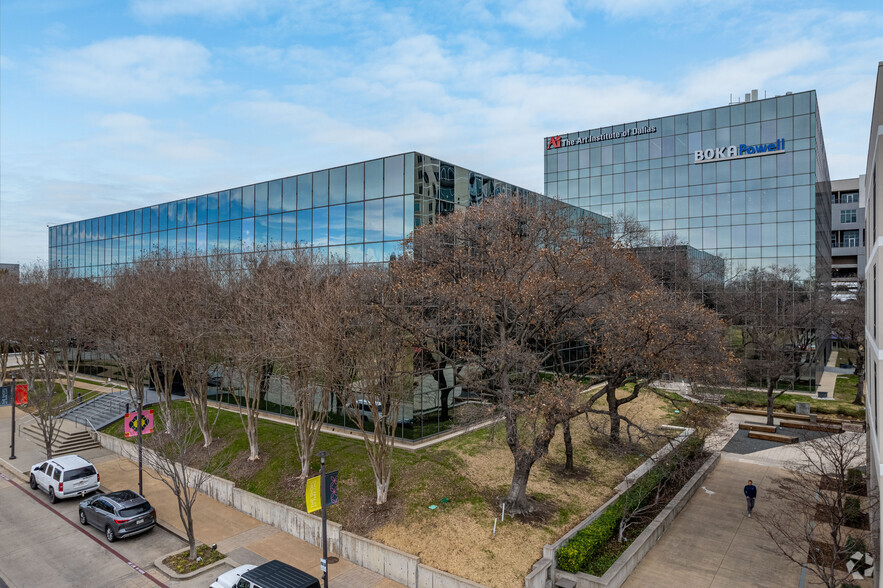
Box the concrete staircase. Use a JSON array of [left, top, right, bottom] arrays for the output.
[[61, 390, 136, 430], [22, 420, 100, 454]]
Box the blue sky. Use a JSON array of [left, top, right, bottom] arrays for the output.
[[1, 0, 882, 264]]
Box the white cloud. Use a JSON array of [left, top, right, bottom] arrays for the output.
[[41, 36, 213, 102], [503, 0, 578, 34]]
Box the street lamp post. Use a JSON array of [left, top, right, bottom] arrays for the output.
[[9, 374, 16, 460], [318, 450, 329, 588]]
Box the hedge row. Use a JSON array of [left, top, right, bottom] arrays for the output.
[[556, 437, 702, 574]]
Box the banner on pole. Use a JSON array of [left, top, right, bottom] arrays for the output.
[[306, 475, 322, 513], [124, 410, 155, 438], [325, 470, 338, 507], [0, 386, 10, 407], [14, 383, 27, 405]]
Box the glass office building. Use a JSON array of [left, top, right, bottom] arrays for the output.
[[49, 152, 602, 278], [545, 90, 832, 283], [48, 151, 603, 440], [545, 90, 833, 387]]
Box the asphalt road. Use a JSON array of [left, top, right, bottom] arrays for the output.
[[0, 464, 185, 588]]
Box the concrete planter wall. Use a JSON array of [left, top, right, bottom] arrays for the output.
[[95, 431, 485, 588], [527, 428, 702, 588], [547, 452, 720, 588]]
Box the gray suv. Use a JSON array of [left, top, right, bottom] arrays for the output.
[[78, 490, 156, 542]]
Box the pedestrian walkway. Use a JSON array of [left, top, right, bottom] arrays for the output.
[[623, 411, 867, 587], [0, 405, 403, 587]]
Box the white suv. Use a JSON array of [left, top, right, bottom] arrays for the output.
[[29, 455, 100, 503]]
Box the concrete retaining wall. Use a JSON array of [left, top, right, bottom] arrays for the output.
[[531, 428, 697, 588], [340, 531, 419, 586], [553, 452, 721, 588], [95, 431, 485, 588], [417, 563, 488, 588]]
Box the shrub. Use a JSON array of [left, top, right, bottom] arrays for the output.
[[844, 535, 866, 555], [843, 496, 862, 528], [556, 436, 705, 573]]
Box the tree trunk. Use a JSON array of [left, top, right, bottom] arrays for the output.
[[854, 372, 864, 406], [375, 474, 389, 505], [563, 419, 574, 471], [436, 363, 450, 422], [505, 455, 535, 514], [765, 379, 777, 426], [246, 413, 260, 461], [607, 386, 622, 444]]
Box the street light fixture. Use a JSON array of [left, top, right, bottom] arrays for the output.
[[318, 450, 329, 588]]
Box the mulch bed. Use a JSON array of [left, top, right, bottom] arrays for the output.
[[162, 544, 226, 574]]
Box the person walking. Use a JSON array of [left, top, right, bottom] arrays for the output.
[[744, 479, 757, 517]]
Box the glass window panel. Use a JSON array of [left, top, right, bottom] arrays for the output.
[[230, 218, 241, 252], [404, 153, 414, 192], [241, 217, 254, 251], [365, 242, 383, 263], [365, 199, 384, 242], [313, 170, 329, 207], [404, 194, 414, 236], [328, 204, 346, 245], [173, 229, 183, 254], [330, 167, 346, 205], [242, 185, 255, 218], [282, 176, 297, 212], [187, 227, 197, 252], [365, 159, 383, 199], [269, 180, 282, 214], [177, 200, 187, 228], [384, 241, 403, 261], [383, 196, 404, 241], [197, 225, 206, 254], [195, 196, 206, 226], [297, 174, 312, 210], [346, 202, 364, 243], [218, 191, 230, 222], [329, 245, 346, 264], [255, 182, 268, 216], [313, 207, 329, 246], [282, 212, 297, 249], [229, 189, 242, 220], [347, 164, 364, 202], [207, 193, 218, 224], [254, 216, 269, 250], [126, 211, 135, 235], [268, 214, 282, 249], [183, 198, 195, 226], [383, 155, 405, 196], [158, 204, 168, 231], [297, 209, 312, 245], [169, 202, 178, 230], [346, 244, 364, 264], [218, 221, 230, 252]]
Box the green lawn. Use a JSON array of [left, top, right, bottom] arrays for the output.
[[834, 374, 860, 403], [710, 387, 864, 419]]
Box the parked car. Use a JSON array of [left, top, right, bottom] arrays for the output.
[[29, 455, 99, 504], [78, 489, 156, 542], [211, 560, 320, 588]]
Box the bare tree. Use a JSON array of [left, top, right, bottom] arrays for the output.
[[143, 406, 216, 560], [0, 269, 19, 384], [831, 286, 865, 405], [720, 266, 830, 425], [388, 197, 653, 512], [337, 267, 413, 505], [275, 255, 347, 480], [585, 286, 734, 444], [221, 254, 281, 461], [757, 432, 874, 588]]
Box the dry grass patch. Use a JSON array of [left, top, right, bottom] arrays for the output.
[[372, 392, 674, 588]]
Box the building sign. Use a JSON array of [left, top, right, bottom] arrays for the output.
[[694, 139, 786, 164], [546, 125, 657, 150]]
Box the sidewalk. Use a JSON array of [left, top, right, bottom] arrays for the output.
[[0, 406, 403, 588], [623, 412, 868, 587]]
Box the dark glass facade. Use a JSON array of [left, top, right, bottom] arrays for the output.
[[545, 90, 833, 387]]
